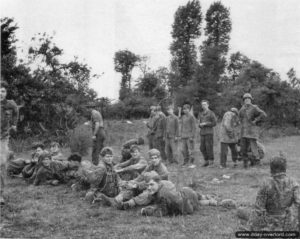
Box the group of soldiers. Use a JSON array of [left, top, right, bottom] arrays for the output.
[[145, 93, 266, 169], [1, 80, 299, 231]]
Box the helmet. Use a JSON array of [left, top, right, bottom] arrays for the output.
[[148, 148, 161, 157], [230, 107, 238, 115], [242, 93, 253, 100]]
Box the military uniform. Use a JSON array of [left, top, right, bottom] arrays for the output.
[[153, 112, 167, 161], [249, 173, 300, 231], [146, 113, 158, 149], [238, 99, 266, 167], [91, 109, 105, 165], [0, 99, 18, 202], [164, 113, 179, 163], [115, 155, 147, 181], [73, 160, 120, 200], [198, 109, 217, 165], [141, 181, 199, 217], [220, 110, 239, 167], [180, 112, 197, 164], [120, 138, 143, 163]]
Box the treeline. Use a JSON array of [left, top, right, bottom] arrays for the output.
[[112, 0, 300, 127], [1, 1, 300, 141]]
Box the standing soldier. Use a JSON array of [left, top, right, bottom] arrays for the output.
[[86, 103, 105, 165], [198, 100, 217, 167], [153, 106, 167, 161], [238, 93, 266, 168], [180, 104, 197, 168], [164, 105, 180, 164], [145, 106, 157, 149], [219, 108, 240, 168], [0, 81, 18, 205]]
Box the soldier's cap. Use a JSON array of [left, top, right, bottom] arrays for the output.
[[150, 105, 156, 111], [148, 148, 161, 157], [270, 155, 287, 175], [230, 108, 238, 115], [68, 153, 82, 162], [137, 137, 145, 145], [31, 142, 45, 150], [242, 93, 253, 100], [130, 144, 140, 152], [100, 147, 114, 157]]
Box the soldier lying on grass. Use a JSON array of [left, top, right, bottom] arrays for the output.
[[140, 175, 199, 217], [95, 148, 169, 209], [114, 145, 147, 180], [32, 153, 82, 186]]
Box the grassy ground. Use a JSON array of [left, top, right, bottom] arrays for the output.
[[1, 120, 300, 239]]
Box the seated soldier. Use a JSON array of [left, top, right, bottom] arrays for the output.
[[141, 175, 199, 217], [247, 154, 300, 231], [120, 137, 144, 163], [49, 142, 65, 161], [72, 147, 123, 203], [32, 153, 82, 186], [114, 145, 147, 180], [97, 149, 169, 209], [21, 142, 50, 180], [6, 151, 26, 177]]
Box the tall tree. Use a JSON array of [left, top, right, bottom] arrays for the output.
[[170, 0, 202, 87], [193, 1, 232, 105], [287, 68, 300, 89], [226, 51, 251, 83], [114, 50, 140, 100]]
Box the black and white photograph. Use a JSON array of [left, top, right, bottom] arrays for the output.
[[1, 0, 300, 238]]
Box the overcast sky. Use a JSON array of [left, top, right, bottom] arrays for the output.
[[2, 0, 300, 99]]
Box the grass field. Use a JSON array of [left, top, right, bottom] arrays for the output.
[[1, 120, 299, 239]]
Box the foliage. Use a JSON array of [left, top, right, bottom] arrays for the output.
[[114, 50, 140, 100], [170, 0, 202, 87]]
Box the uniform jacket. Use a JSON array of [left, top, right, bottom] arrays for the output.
[[198, 109, 217, 136], [238, 103, 266, 139], [153, 112, 166, 138], [164, 114, 179, 139], [180, 113, 196, 139], [145, 181, 199, 216], [249, 174, 300, 230], [1, 99, 18, 139], [220, 111, 240, 143]]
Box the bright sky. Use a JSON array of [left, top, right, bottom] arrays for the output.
[[1, 0, 300, 99]]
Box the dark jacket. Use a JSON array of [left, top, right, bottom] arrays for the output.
[[198, 109, 217, 136], [164, 114, 179, 139]]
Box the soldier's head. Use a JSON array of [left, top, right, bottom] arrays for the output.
[[201, 100, 209, 111], [148, 149, 161, 166], [146, 175, 161, 195], [130, 145, 141, 159], [0, 81, 8, 101], [32, 142, 45, 156], [230, 107, 239, 115], [167, 105, 174, 115], [100, 147, 114, 165], [67, 153, 82, 163], [270, 155, 287, 175], [150, 105, 156, 115], [50, 142, 60, 154], [182, 104, 190, 115], [243, 93, 253, 105]]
